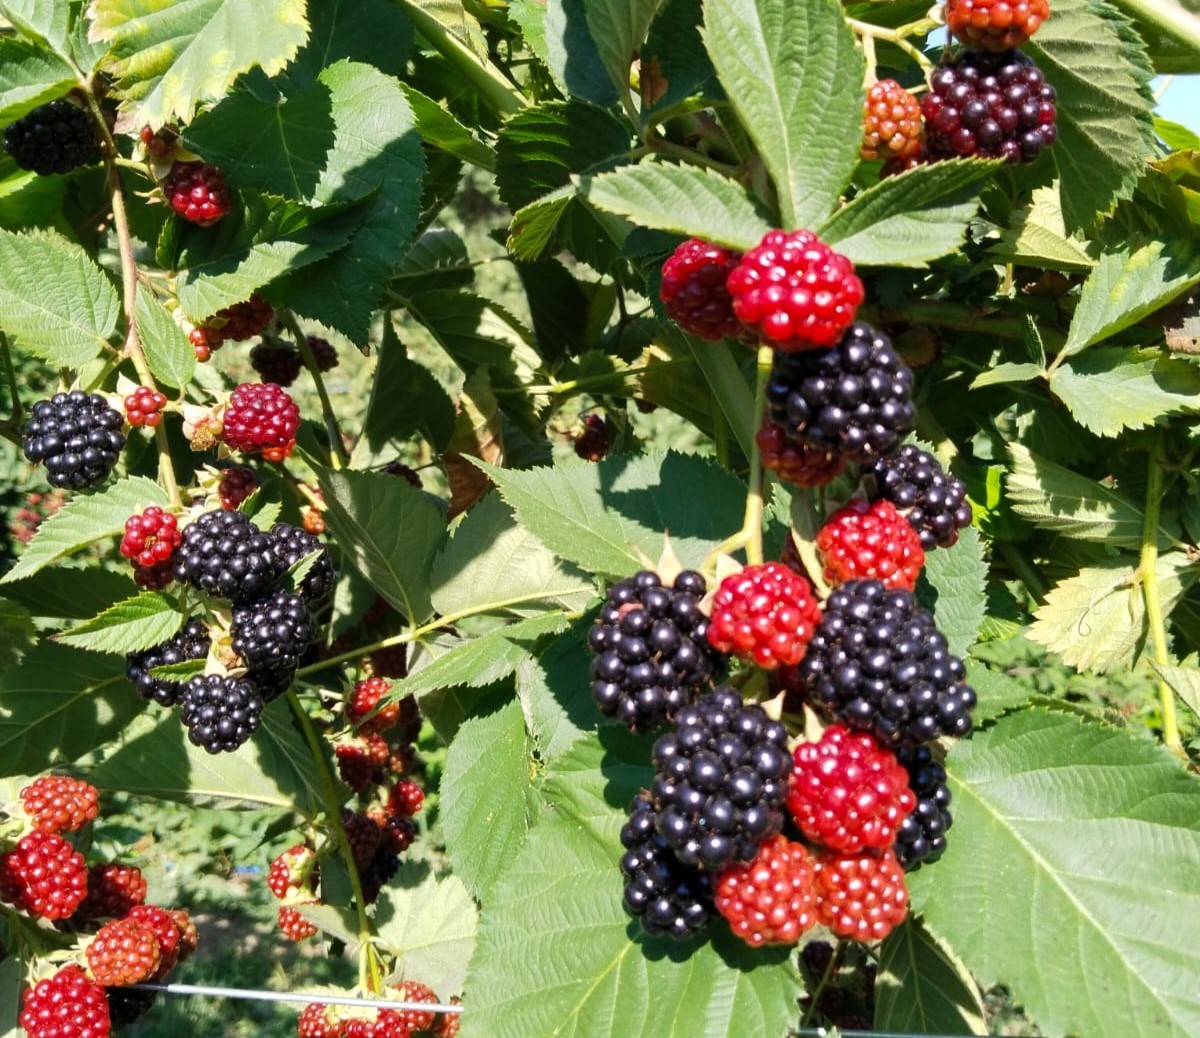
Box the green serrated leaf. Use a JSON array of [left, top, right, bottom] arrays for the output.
[[516, 619, 597, 764], [1028, 552, 1198, 673], [402, 83, 495, 172], [1149, 660, 1200, 718], [642, 0, 721, 115], [2, 477, 169, 583], [915, 526, 987, 657], [540, 0, 619, 106], [392, 229, 474, 299], [1060, 237, 1200, 358], [507, 185, 575, 261], [0, 37, 76, 125], [1049, 347, 1200, 436], [475, 451, 747, 578], [583, 0, 665, 106], [1, 0, 70, 56], [441, 694, 539, 904], [702, 0, 862, 229], [965, 659, 1036, 724], [1027, 0, 1156, 232], [970, 361, 1044, 389], [581, 162, 772, 251], [0, 565, 137, 620], [373, 862, 478, 996], [0, 227, 120, 366], [89, 0, 309, 129], [0, 642, 137, 776], [1154, 117, 1200, 151], [819, 159, 999, 268], [0, 599, 36, 670], [316, 468, 445, 624], [908, 709, 1200, 1038], [1006, 443, 1156, 547], [136, 290, 195, 388], [876, 916, 987, 1035], [55, 592, 185, 654], [992, 184, 1097, 271]]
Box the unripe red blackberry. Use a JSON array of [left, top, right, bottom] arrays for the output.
[[336, 735, 388, 792], [85, 917, 162, 986], [650, 687, 791, 869], [572, 414, 609, 462], [385, 981, 439, 1033], [706, 562, 823, 670], [813, 846, 909, 942], [192, 295, 275, 356], [270, 522, 335, 607], [620, 793, 714, 939], [298, 1003, 341, 1038], [757, 420, 846, 489], [714, 835, 818, 947], [20, 965, 111, 1038], [870, 444, 973, 550], [816, 498, 925, 591], [218, 465, 258, 509], [250, 344, 303, 386], [278, 904, 319, 941], [659, 238, 745, 341], [377, 814, 416, 854], [174, 509, 283, 604], [861, 79, 923, 161], [126, 904, 183, 976], [388, 780, 425, 818], [787, 725, 916, 853], [946, 0, 1050, 50], [0, 830, 88, 919], [120, 506, 182, 570], [800, 580, 976, 747], [893, 745, 954, 870], [268, 844, 317, 900], [179, 673, 266, 753], [19, 775, 99, 833], [123, 386, 168, 428], [223, 382, 300, 461], [922, 50, 1057, 163], [75, 863, 147, 922], [22, 391, 127, 491], [766, 322, 916, 463], [348, 675, 398, 733], [727, 230, 864, 351], [587, 569, 726, 732], [4, 99, 98, 176], [125, 617, 210, 707], [169, 909, 199, 962], [163, 160, 232, 224]]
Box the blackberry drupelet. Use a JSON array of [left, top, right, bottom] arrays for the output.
[[125, 618, 210, 707], [3, 99, 98, 175], [22, 391, 126, 491], [922, 49, 1057, 163], [174, 509, 283, 604], [270, 522, 335, 606], [870, 444, 973, 550], [799, 580, 976, 747], [650, 687, 791, 870], [178, 673, 266, 753], [587, 570, 725, 732], [893, 745, 954, 869], [620, 793, 714, 939], [231, 588, 316, 673], [766, 323, 916, 464]]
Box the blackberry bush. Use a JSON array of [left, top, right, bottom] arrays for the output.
[[21, 391, 127, 491]]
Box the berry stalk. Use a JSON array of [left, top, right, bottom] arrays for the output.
[[0, 331, 23, 447], [283, 311, 349, 468], [846, 17, 937, 73]]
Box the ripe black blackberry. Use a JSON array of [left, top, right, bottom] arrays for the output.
[[249, 344, 303, 387], [894, 745, 953, 870], [3, 99, 98, 175], [106, 986, 158, 1026], [174, 510, 283, 604], [620, 793, 713, 939], [922, 49, 1057, 163], [871, 445, 973, 550], [587, 570, 725, 732], [231, 588, 316, 673], [650, 687, 791, 870], [22, 391, 126, 491], [766, 323, 916, 464], [254, 664, 295, 703], [125, 619, 211, 707], [178, 673, 266, 753], [270, 522, 335, 607], [800, 580, 976, 747]]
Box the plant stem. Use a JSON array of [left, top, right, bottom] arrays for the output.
[[0, 331, 23, 427], [996, 541, 1048, 606], [283, 312, 349, 468], [391, 0, 526, 115], [846, 17, 936, 72], [800, 940, 844, 1028], [1139, 433, 1183, 757], [286, 689, 383, 992], [642, 132, 743, 175]]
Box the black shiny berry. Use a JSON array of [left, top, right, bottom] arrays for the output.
[[105, 986, 158, 1026], [125, 618, 211, 707], [587, 570, 726, 732], [871, 444, 973, 550], [767, 323, 915, 464], [3, 99, 98, 176], [179, 673, 266, 753], [249, 344, 303, 387], [269, 522, 335, 607], [231, 588, 316, 674], [649, 687, 791, 870], [620, 793, 713, 939], [21, 391, 126, 491], [800, 580, 976, 747], [894, 746, 954, 870], [174, 510, 283, 604]]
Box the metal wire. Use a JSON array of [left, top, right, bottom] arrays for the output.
[[130, 982, 462, 1014]]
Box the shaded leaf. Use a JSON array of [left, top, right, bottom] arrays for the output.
[[876, 917, 987, 1035]]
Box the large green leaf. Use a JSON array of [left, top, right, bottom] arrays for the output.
[[55, 592, 185, 655], [0, 228, 120, 367], [0, 0, 71, 57], [909, 709, 1200, 1038], [516, 619, 598, 764], [702, 0, 862, 229], [915, 526, 987, 657], [992, 184, 1097, 271], [819, 160, 1000, 268], [584, 0, 665, 108], [136, 290, 195, 389], [539, 0, 619, 106], [1027, 0, 1156, 231], [403, 83, 496, 172], [89, 0, 309, 129], [0, 565, 137, 620], [0, 37, 76, 125], [876, 917, 987, 1035], [475, 452, 747, 579]]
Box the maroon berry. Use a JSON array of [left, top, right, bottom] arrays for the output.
[[572, 414, 608, 462], [384, 461, 421, 488], [222, 382, 300, 461], [348, 676, 398, 733], [75, 864, 147, 922], [217, 465, 258, 510], [387, 781, 424, 819], [0, 830, 88, 919], [20, 965, 111, 1038], [85, 918, 161, 986], [659, 238, 745, 341], [757, 420, 846, 488], [250, 344, 304, 387], [163, 161, 231, 225], [307, 335, 339, 371], [816, 498, 925, 592], [714, 835, 818, 947], [19, 775, 99, 833], [706, 562, 823, 670]]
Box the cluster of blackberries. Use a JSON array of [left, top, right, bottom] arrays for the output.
[[127, 511, 333, 753], [3, 99, 98, 176], [21, 392, 126, 491]]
